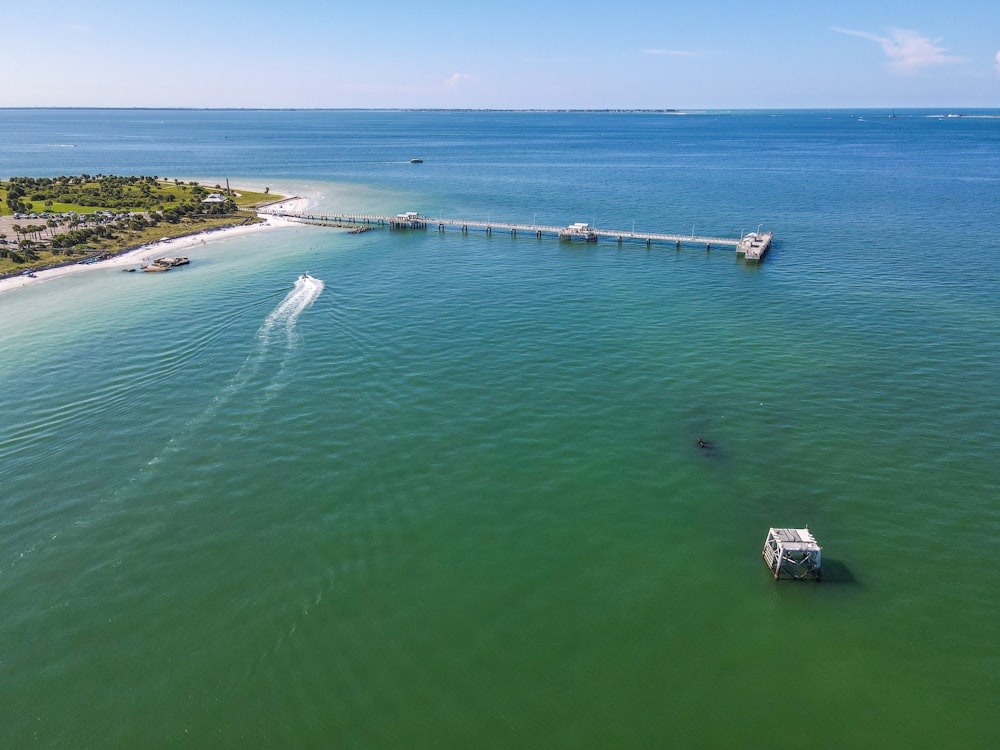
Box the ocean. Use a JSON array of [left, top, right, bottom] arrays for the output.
[[1, 109, 998, 748]]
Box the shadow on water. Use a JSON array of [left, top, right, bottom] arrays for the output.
[[819, 558, 858, 585], [758, 559, 859, 588]]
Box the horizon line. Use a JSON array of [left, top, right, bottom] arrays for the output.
[[1, 106, 997, 113]]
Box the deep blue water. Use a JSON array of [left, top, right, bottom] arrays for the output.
[[1, 109, 999, 748]]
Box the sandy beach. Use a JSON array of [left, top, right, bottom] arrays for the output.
[[0, 196, 308, 296]]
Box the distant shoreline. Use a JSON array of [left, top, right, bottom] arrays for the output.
[[3, 107, 999, 114]]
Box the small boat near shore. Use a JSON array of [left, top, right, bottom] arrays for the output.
[[142, 256, 190, 272], [410, 158, 424, 164]]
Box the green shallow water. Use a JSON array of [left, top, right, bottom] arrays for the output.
[[3, 226, 998, 748], [1, 110, 999, 747]]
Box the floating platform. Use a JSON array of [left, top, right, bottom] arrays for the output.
[[762, 527, 822, 581]]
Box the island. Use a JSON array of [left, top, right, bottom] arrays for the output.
[[0, 175, 285, 279]]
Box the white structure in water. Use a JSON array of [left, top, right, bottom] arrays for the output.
[[762, 528, 822, 580], [558, 222, 598, 242], [390, 211, 426, 229], [736, 230, 773, 262]]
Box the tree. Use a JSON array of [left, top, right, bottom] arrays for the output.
[[19, 239, 38, 260]]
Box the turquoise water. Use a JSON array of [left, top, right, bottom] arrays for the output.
[[1, 110, 999, 748]]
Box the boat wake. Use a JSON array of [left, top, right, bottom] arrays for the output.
[[257, 274, 324, 342], [20, 274, 327, 567], [143, 274, 324, 470]]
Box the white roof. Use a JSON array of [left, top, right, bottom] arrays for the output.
[[768, 527, 821, 550]]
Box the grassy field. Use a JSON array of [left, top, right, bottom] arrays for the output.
[[0, 175, 284, 277], [0, 177, 280, 217]]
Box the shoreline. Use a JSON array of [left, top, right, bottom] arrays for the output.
[[0, 196, 309, 295]]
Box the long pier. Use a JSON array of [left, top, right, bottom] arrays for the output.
[[262, 209, 773, 261]]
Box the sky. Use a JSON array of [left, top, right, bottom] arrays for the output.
[[3, 0, 999, 109]]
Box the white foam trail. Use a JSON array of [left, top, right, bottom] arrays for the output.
[[258, 275, 325, 342], [243, 274, 324, 413], [24, 275, 325, 571], [143, 274, 324, 469]]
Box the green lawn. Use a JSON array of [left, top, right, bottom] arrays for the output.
[[1, 177, 284, 217], [1, 175, 284, 277]]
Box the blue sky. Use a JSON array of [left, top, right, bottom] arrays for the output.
[[5, 0, 999, 108]]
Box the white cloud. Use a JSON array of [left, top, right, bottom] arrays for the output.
[[834, 27, 967, 73], [995, 50, 1000, 76], [445, 73, 477, 89]]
